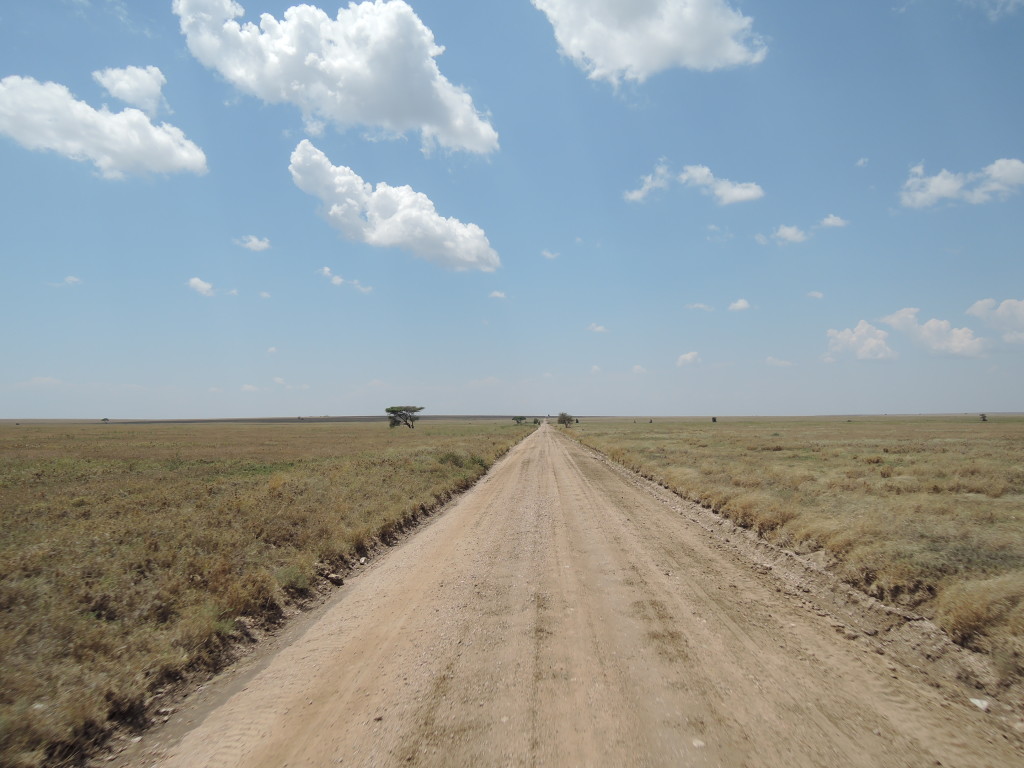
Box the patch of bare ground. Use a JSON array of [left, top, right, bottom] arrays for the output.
[[112, 425, 1022, 768]]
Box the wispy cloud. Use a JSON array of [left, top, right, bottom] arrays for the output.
[[676, 351, 700, 367], [773, 224, 808, 244], [541, 249, 559, 260], [766, 356, 793, 367], [320, 265, 372, 293], [807, 291, 824, 299], [489, 290, 506, 299], [820, 213, 848, 227], [623, 161, 671, 202], [901, 158, 1024, 208], [588, 322, 608, 333], [235, 235, 271, 251], [686, 303, 713, 311], [728, 298, 750, 311], [625, 162, 763, 205]]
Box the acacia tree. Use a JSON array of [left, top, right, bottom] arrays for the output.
[[557, 412, 573, 427], [512, 416, 526, 424], [386, 406, 424, 429]]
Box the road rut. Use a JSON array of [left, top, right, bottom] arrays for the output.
[[143, 424, 1020, 767]]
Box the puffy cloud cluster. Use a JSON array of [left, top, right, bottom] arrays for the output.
[[532, 0, 766, 84], [92, 65, 166, 116], [882, 308, 987, 357], [676, 351, 699, 366], [901, 158, 1024, 208], [289, 140, 499, 272], [728, 298, 750, 311], [967, 298, 1024, 342], [826, 321, 896, 361], [625, 162, 763, 204], [173, 0, 498, 154], [0, 75, 207, 179]]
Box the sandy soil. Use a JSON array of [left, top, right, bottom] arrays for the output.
[[127, 424, 1021, 767]]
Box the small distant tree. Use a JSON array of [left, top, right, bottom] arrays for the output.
[[386, 406, 424, 429], [512, 416, 527, 425], [980, 413, 988, 422], [557, 412, 573, 427], [101, 418, 109, 424], [533, 418, 540, 425]]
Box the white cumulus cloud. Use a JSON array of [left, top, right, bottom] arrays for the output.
[[901, 158, 1024, 208], [188, 277, 214, 296], [676, 351, 699, 366], [290, 140, 499, 272], [826, 321, 896, 361], [92, 65, 166, 116], [172, 0, 498, 154], [489, 290, 506, 299], [882, 307, 987, 356], [0, 75, 207, 179], [235, 235, 271, 251], [820, 214, 848, 227], [588, 322, 608, 333], [773, 224, 808, 244], [967, 298, 1024, 342], [532, 0, 766, 84], [728, 298, 750, 311], [678, 164, 764, 204]]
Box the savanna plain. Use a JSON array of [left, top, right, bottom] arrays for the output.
[[0, 418, 527, 767], [1, 414, 1023, 767]]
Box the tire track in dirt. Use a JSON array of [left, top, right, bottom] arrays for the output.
[[135, 425, 1021, 768]]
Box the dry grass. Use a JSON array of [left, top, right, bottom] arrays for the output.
[[0, 419, 532, 767], [572, 415, 1024, 680]]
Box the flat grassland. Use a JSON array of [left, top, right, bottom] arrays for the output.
[[573, 415, 1024, 681], [0, 419, 532, 768]]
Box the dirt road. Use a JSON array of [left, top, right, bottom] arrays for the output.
[[142, 425, 1020, 767]]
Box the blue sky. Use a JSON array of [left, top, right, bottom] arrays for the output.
[[2, 0, 1022, 419]]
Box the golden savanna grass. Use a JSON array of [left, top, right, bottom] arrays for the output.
[[0, 419, 532, 768], [572, 415, 1024, 681]]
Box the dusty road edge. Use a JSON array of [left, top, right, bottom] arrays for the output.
[[556, 428, 1024, 741], [95, 432, 533, 767]]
